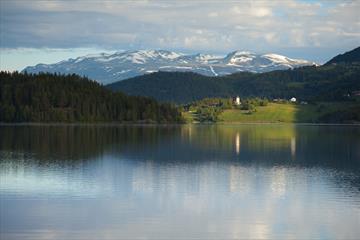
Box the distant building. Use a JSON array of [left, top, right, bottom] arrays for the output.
[[300, 101, 308, 105], [290, 97, 297, 102], [233, 96, 241, 105]]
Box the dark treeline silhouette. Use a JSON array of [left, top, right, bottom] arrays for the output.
[[0, 71, 182, 123], [1, 125, 359, 169], [325, 46, 360, 65], [108, 63, 360, 103], [0, 125, 180, 163]]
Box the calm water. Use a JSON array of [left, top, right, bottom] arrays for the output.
[[0, 124, 360, 239]]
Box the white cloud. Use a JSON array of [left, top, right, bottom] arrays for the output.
[[290, 29, 306, 47], [265, 32, 279, 44], [0, 0, 359, 62], [250, 7, 272, 17], [184, 36, 210, 48], [208, 12, 219, 18]]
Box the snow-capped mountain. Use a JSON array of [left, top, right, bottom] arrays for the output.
[[23, 50, 315, 84]]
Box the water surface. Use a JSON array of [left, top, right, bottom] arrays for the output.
[[1, 124, 360, 239]]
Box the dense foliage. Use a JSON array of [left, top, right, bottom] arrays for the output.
[[187, 98, 233, 122], [0, 72, 182, 123], [318, 105, 360, 123], [108, 64, 360, 104], [185, 97, 269, 122]]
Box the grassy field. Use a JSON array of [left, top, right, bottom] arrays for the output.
[[220, 103, 303, 123], [219, 102, 358, 123], [182, 111, 198, 123], [182, 102, 357, 123]]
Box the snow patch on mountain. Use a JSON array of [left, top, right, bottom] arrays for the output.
[[23, 49, 316, 85]]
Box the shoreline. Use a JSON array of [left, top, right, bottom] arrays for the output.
[[1, 122, 360, 126]]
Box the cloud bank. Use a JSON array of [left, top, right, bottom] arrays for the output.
[[0, 0, 359, 65]]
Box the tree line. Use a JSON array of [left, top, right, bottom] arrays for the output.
[[0, 71, 183, 123]]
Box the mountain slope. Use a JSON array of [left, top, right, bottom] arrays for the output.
[[326, 47, 360, 65], [23, 50, 315, 84], [107, 64, 360, 103], [108, 72, 236, 103]]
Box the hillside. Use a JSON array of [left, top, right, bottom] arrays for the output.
[[108, 71, 235, 103], [0, 72, 182, 123], [326, 47, 360, 65], [107, 64, 360, 104]]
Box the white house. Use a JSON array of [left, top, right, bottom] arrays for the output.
[[234, 96, 241, 105], [290, 97, 297, 102]]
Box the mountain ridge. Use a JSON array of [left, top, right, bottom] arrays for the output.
[[23, 49, 315, 84], [325, 47, 360, 65]]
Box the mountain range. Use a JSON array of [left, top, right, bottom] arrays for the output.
[[23, 50, 315, 84]]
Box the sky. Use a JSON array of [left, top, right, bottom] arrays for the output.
[[0, 0, 359, 71]]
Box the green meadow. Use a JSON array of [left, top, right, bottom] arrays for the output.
[[220, 103, 314, 123], [183, 102, 360, 124]]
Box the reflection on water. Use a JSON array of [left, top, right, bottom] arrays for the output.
[[235, 132, 241, 155], [1, 124, 360, 239]]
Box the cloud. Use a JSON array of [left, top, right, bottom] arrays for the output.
[[250, 7, 273, 17], [0, 0, 359, 59], [208, 12, 219, 18]]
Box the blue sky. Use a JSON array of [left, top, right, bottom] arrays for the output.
[[0, 0, 359, 71]]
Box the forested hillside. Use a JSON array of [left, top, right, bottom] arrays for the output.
[[326, 47, 360, 65], [107, 63, 360, 103], [0, 72, 182, 123], [108, 72, 234, 103]]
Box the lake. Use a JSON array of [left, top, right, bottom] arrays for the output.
[[1, 124, 360, 239]]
